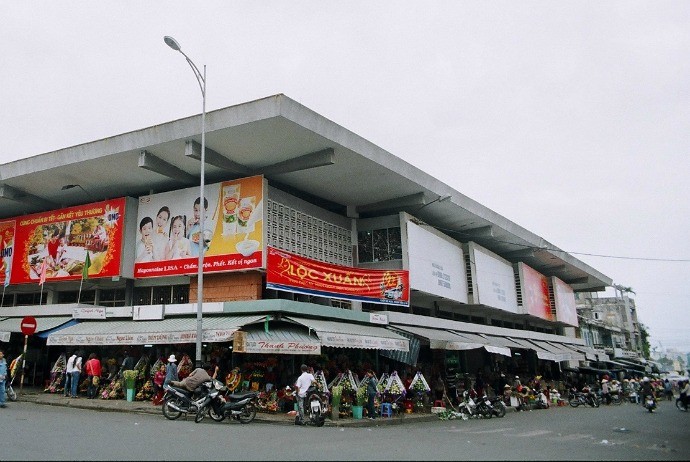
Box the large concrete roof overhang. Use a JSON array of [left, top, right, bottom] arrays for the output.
[[0, 94, 611, 292]]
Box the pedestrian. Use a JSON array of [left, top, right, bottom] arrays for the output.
[[294, 364, 314, 425], [0, 349, 7, 408], [433, 374, 445, 402], [65, 351, 82, 398], [365, 370, 379, 420], [601, 379, 611, 405], [120, 350, 135, 375], [163, 354, 178, 388], [663, 379, 673, 401], [84, 353, 102, 399], [152, 364, 166, 405]]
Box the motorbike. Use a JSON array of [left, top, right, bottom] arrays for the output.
[[204, 381, 260, 425], [568, 387, 600, 408], [644, 394, 656, 413], [295, 385, 327, 427], [675, 395, 688, 412], [488, 395, 507, 418], [532, 389, 549, 409], [473, 391, 495, 419], [161, 380, 215, 420]]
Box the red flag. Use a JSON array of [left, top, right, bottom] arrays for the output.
[[39, 259, 47, 286]]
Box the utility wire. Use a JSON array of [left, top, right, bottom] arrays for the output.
[[421, 222, 690, 263]]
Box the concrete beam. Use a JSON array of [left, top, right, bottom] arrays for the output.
[[138, 150, 197, 183]]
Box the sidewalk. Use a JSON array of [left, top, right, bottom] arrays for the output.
[[14, 387, 438, 427]]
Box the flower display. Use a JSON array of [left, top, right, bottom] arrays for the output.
[[384, 371, 406, 397], [355, 385, 367, 406], [331, 385, 343, 407], [313, 370, 329, 394], [410, 371, 431, 393]]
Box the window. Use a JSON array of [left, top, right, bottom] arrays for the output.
[[133, 285, 189, 305], [99, 289, 126, 307], [357, 227, 402, 263], [57, 290, 96, 304], [15, 293, 42, 306]]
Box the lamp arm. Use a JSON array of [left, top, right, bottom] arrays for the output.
[[179, 51, 205, 97]]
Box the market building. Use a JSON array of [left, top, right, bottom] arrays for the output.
[[0, 94, 614, 409]]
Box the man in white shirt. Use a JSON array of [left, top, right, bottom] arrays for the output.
[[294, 364, 314, 425], [65, 352, 82, 398]]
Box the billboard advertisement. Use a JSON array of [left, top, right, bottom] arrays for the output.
[[406, 220, 468, 303], [552, 277, 578, 327], [0, 220, 16, 287], [517, 262, 553, 321], [134, 175, 265, 278], [468, 242, 519, 313], [266, 246, 410, 306], [10, 199, 126, 284]]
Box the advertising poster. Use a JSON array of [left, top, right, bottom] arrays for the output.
[[11, 199, 126, 284], [0, 220, 16, 287], [552, 277, 578, 327], [406, 220, 468, 303], [134, 175, 265, 278], [518, 262, 554, 321], [469, 243, 519, 313], [266, 246, 410, 306]]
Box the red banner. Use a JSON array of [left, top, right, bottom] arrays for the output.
[[0, 220, 16, 287], [11, 199, 126, 284], [266, 246, 409, 306]]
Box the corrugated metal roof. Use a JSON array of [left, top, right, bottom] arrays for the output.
[[392, 325, 484, 351], [285, 316, 409, 351], [241, 325, 319, 344], [286, 316, 407, 340], [0, 316, 73, 333]]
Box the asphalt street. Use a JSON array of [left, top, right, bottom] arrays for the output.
[[0, 399, 687, 460]]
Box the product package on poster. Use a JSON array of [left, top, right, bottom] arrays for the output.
[[10, 199, 126, 284], [133, 175, 265, 278]]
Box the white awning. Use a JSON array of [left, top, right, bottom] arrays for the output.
[[46, 315, 266, 346], [450, 331, 512, 357], [0, 316, 74, 342], [529, 339, 576, 362], [233, 325, 321, 355], [392, 325, 484, 351], [285, 316, 409, 352], [506, 337, 559, 361], [548, 342, 586, 361]]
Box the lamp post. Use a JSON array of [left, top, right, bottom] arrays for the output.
[[164, 35, 206, 367]]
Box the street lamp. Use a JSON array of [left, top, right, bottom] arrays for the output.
[[164, 35, 206, 367]]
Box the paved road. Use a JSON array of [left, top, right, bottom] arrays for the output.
[[0, 399, 687, 460]]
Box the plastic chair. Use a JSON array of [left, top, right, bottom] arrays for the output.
[[380, 403, 393, 418], [433, 400, 445, 408]]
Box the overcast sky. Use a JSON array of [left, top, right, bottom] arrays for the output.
[[1, 2, 689, 354]]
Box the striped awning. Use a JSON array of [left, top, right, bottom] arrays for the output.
[[46, 314, 266, 346], [285, 316, 409, 352]]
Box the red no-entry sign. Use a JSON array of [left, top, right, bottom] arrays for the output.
[[20, 316, 37, 336]]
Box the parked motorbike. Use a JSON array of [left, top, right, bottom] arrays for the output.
[[644, 394, 656, 413], [489, 396, 507, 418], [193, 379, 224, 423], [295, 385, 327, 427], [204, 382, 260, 424], [533, 389, 549, 409], [162, 381, 214, 420], [568, 387, 600, 408], [474, 391, 496, 419]]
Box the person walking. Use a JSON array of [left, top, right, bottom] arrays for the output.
[[663, 379, 673, 401], [0, 349, 8, 408], [84, 353, 102, 399], [365, 370, 379, 420], [294, 364, 314, 425], [65, 352, 82, 398], [163, 354, 178, 388]]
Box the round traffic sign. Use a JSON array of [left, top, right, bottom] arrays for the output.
[[20, 316, 37, 335]]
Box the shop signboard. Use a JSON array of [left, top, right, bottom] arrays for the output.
[[47, 328, 238, 346], [551, 276, 578, 327], [10, 199, 126, 284], [266, 246, 410, 307], [72, 307, 107, 319], [134, 175, 265, 278], [233, 331, 321, 355], [0, 220, 15, 288], [516, 262, 554, 321]]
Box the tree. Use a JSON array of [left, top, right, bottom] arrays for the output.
[[639, 324, 651, 359]]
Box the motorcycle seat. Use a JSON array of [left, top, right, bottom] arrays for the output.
[[167, 385, 193, 396], [227, 391, 258, 400]]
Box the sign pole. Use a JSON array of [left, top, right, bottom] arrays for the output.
[[19, 334, 28, 394]]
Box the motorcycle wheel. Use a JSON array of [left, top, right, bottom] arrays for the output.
[[194, 409, 206, 423], [238, 403, 257, 424], [479, 405, 492, 418], [590, 397, 600, 408], [162, 398, 184, 420], [568, 396, 580, 408], [611, 395, 622, 406], [493, 402, 507, 418], [208, 405, 226, 422]]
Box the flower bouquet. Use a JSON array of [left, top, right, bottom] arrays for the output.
[[177, 354, 193, 379], [410, 371, 431, 395], [123, 369, 138, 389], [376, 373, 389, 393], [331, 385, 343, 408], [384, 371, 406, 397], [313, 370, 329, 395], [44, 354, 66, 393], [355, 385, 367, 407]]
